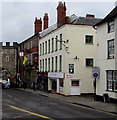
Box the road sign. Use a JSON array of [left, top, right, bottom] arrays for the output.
[[92, 67, 100, 78], [93, 73, 99, 78]]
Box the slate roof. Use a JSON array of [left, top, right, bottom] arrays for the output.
[[40, 14, 102, 38], [95, 6, 117, 26], [71, 17, 102, 26]]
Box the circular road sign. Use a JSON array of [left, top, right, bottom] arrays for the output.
[[93, 73, 99, 78]]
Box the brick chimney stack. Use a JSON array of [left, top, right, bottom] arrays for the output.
[[43, 13, 49, 30], [57, 2, 67, 24], [34, 17, 42, 34]]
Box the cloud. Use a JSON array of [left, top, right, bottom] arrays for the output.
[[1, 2, 115, 44]]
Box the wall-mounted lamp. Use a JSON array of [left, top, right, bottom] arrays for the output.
[[74, 56, 79, 60]]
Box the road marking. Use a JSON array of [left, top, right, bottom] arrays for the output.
[[7, 105, 55, 120], [7, 95, 12, 98], [7, 94, 20, 102]]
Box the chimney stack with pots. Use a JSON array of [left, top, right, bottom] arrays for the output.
[[34, 17, 42, 34], [43, 13, 49, 30], [57, 2, 67, 24]]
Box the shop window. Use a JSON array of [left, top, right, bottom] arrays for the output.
[[59, 79, 64, 87], [107, 70, 117, 92], [71, 80, 79, 86], [108, 39, 114, 59]]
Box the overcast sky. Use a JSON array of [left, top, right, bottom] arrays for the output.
[[1, 0, 116, 45]]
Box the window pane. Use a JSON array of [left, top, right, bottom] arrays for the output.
[[86, 58, 93, 67], [108, 20, 114, 33], [107, 70, 117, 91], [108, 40, 114, 59], [85, 35, 93, 44], [60, 34, 62, 50], [108, 81, 113, 90]]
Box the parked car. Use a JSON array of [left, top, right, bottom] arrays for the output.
[[2, 78, 10, 88]]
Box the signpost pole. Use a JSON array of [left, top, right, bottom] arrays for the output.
[[94, 77, 96, 101]]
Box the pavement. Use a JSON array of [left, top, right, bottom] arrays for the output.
[[18, 88, 117, 115]]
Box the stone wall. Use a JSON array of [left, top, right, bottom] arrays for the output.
[[1, 42, 19, 81]]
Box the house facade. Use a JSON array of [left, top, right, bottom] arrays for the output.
[[96, 6, 117, 100], [38, 2, 101, 95], [19, 13, 49, 88], [19, 34, 39, 87]]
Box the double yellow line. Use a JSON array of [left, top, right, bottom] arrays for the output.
[[7, 105, 55, 120]]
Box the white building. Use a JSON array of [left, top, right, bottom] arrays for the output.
[[96, 6, 117, 100], [38, 2, 101, 95]]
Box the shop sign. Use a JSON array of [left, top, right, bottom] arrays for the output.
[[66, 73, 74, 78], [38, 74, 48, 77], [69, 64, 74, 74], [48, 72, 64, 78]]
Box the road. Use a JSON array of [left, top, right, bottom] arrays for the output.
[[2, 89, 117, 120]]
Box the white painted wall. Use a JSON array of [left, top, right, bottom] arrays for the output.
[[96, 19, 117, 99], [39, 24, 97, 95]]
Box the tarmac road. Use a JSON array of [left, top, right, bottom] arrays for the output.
[[2, 89, 117, 120]]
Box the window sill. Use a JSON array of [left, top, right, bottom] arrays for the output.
[[86, 66, 93, 67], [106, 90, 117, 93], [107, 57, 114, 60], [85, 43, 94, 45]]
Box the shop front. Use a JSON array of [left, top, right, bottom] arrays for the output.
[[37, 72, 48, 92], [48, 72, 64, 94]]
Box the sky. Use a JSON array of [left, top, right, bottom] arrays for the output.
[[0, 0, 117, 45]]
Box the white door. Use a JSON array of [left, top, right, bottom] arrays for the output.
[[71, 80, 80, 95]]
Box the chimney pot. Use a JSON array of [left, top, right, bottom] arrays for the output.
[[86, 14, 95, 18]]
